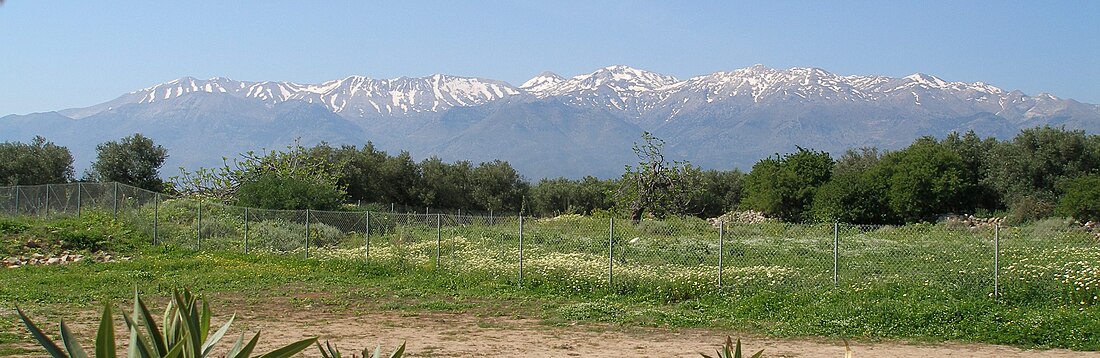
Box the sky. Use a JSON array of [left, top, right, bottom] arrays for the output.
[[1, 1, 1098, 115]]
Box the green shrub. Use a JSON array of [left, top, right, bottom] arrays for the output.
[[1030, 217, 1081, 234], [635, 219, 671, 235], [236, 173, 343, 211], [0, 217, 30, 234], [1056, 174, 1100, 222], [46, 211, 144, 252], [1006, 195, 1056, 225], [249, 220, 305, 252], [309, 222, 346, 248]]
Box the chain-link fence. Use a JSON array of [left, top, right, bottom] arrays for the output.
[[3, 182, 1098, 305]]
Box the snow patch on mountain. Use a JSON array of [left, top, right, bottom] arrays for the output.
[[127, 74, 521, 117], [68, 64, 1092, 127], [519, 71, 565, 95]]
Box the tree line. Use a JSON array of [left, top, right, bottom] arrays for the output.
[[742, 127, 1100, 224], [0, 134, 168, 191], [2, 126, 1098, 223]]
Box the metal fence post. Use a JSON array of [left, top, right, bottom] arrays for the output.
[[305, 209, 311, 259], [243, 207, 249, 253], [608, 217, 614, 287], [196, 199, 202, 250], [43, 185, 49, 218], [519, 215, 525, 285], [364, 211, 370, 262], [76, 183, 82, 217], [718, 220, 724, 288], [834, 223, 839, 288], [434, 213, 441, 269], [153, 194, 159, 245], [13, 186, 19, 216], [994, 224, 1000, 301], [113, 182, 119, 219]]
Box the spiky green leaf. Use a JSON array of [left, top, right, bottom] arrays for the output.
[[226, 332, 259, 358], [121, 313, 154, 358], [95, 304, 117, 358], [163, 340, 185, 358], [136, 297, 167, 356], [15, 306, 67, 358], [199, 298, 212, 344], [201, 314, 234, 357], [387, 341, 405, 358], [315, 342, 331, 358], [59, 320, 88, 358], [255, 337, 318, 358]]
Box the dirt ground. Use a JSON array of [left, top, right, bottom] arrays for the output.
[[8, 299, 1098, 358], [236, 307, 1096, 358]]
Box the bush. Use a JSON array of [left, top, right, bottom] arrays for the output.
[[0, 217, 30, 234], [249, 219, 306, 252], [635, 219, 671, 235], [1056, 174, 1100, 222], [1006, 195, 1056, 225], [47, 211, 144, 252], [236, 173, 343, 211], [309, 222, 346, 247], [1030, 217, 1081, 234]]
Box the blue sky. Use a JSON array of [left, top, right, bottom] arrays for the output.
[[1, 1, 1098, 115]]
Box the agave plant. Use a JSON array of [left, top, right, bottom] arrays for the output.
[[700, 336, 763, 358], [16, 288, 317, 358], [316, 340, 405, 358]]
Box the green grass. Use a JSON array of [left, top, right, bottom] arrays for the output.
[[2, 211, 1100, 353]]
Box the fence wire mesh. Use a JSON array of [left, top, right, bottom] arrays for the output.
[[3, 182, 1099, 306]]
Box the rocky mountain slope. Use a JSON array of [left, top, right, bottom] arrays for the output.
[[3, 65, 1098, 179]]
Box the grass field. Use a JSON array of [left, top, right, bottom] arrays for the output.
[[2, 207, 1100, 355]]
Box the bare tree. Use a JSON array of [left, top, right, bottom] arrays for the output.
[[617, 132, 699, 223]]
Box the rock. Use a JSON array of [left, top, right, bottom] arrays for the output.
[[708, 210, 774, 227], [5, 250, 121, 269]]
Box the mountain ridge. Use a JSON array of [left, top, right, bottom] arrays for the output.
[[4, 64, 1099, 179]]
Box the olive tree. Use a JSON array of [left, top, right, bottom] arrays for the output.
[[86, 133, 168, 191], [616, 132, 700, 223], [0, 136, 74, 185]]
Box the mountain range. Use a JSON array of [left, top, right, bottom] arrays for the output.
[[3, 65, 1099, 179]]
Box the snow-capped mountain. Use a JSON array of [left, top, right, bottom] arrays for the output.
[[63, 74, 522, 119], [524, 65, 1083, 127], [4, 64, 1099, 179], [525, 65, 680, 118], [519, 71, 565, 95]]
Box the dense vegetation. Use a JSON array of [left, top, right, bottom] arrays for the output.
[[2, 212, 1099, 352], [83, 133, 169, 192], [4, 126, 1098, 354], [0, 136, 74, 186], [3, 126, 1099, 223]]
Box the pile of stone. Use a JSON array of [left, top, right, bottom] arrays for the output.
[[1081, 221, 1100, 241], [938, 214, 1005, 229], [708, 210, 774, 227], [3, 251, 128, 269]]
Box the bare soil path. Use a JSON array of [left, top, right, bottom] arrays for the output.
[[237, 305, 1096, 358], [6, 297, 1096, 358]]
